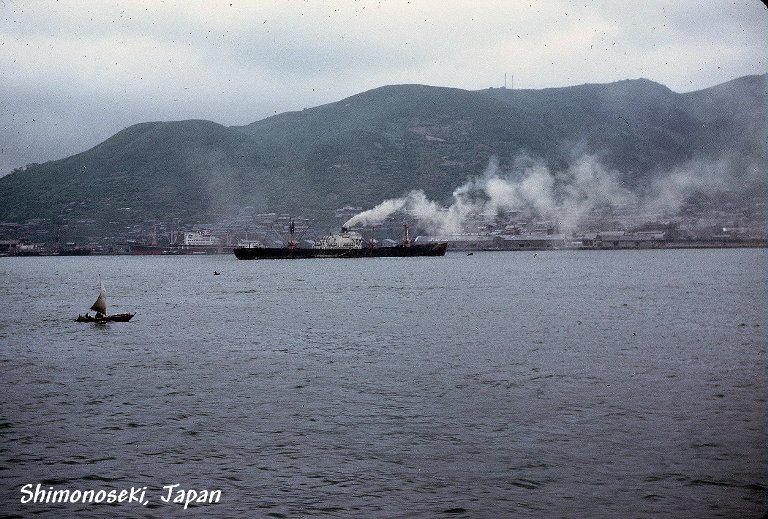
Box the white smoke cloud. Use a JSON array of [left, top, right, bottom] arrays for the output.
[[345, 155, 634, 233], [344, 153, 751, 234], [641, 155, 734, 217], [343, 195, 410, 228], [555, 156, 636, 230]]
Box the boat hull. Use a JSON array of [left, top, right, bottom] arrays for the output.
[[75, 312, 135, 323], [234, 242, 448, 260]]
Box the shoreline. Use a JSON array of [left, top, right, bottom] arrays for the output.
[[1, 240, 766, 257]]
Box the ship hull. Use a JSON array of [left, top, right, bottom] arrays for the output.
[[234, 242, 448, 260]]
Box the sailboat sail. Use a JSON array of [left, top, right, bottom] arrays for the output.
[[90, 281, 107, 315], [76, 278, 133, 323]]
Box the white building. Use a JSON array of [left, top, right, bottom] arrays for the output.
[[183, 231, 220, 246]]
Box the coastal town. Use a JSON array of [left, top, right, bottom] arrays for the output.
[[1, 199, 764, 256]]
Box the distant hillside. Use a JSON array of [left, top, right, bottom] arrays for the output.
[[0, 74, 764, 233]]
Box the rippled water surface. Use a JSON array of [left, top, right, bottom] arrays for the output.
[[1, 249, 766, 518]]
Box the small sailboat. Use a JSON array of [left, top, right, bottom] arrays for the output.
[[75, 279, 135, 323]]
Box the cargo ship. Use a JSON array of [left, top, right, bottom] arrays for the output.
[[233, 223, 447, 260]]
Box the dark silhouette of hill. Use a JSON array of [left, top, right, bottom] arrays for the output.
[[0, 74, 764, 231]]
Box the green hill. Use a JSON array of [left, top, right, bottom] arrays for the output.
[[0, 74, 764, 236]]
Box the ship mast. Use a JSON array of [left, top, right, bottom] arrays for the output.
[[368, 225, 376, 250], [403, 223, 411, 247], [288, 219, 296, 250]]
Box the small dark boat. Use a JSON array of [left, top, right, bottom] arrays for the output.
[[75, 312, 135, 323], [75, 279, 135, 323]]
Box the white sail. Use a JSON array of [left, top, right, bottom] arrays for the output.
[[90, 280, 107, 315]]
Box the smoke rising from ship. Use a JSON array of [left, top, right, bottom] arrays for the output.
[[344, 155, 634, 233], [344, 197, 410, 228], [343, 154, 753, 234]]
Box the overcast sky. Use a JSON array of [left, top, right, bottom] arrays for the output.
[[1, 0, 766, 176]]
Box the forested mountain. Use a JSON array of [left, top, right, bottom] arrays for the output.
[[0, 74, 764, 231]]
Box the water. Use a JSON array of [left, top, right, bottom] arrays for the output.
[[1, 249, 765, 518]]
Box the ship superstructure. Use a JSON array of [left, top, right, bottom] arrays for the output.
[[314, 228, 365, 250]]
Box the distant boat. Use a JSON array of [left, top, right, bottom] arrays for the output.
[[234, 223, 448, 260], [75, 279, 135, 323]]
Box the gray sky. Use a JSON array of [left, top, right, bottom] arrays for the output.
[[1, 0, 766, 176]]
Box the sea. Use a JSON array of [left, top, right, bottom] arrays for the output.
[[1, 249, 766, 518]]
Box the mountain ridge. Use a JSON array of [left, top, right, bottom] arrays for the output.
[[0, 74, 765, 235]]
